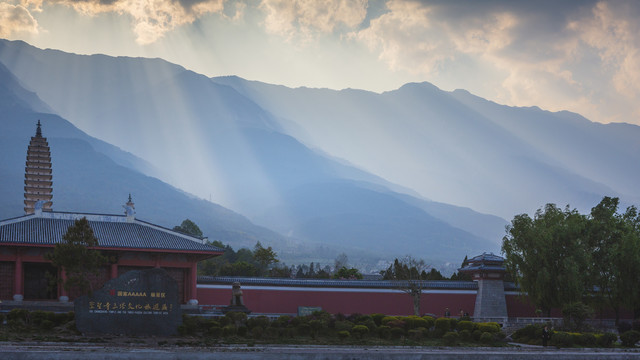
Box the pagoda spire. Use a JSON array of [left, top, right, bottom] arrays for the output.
[[24, 120, 53, 214]]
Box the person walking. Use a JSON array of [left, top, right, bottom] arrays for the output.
[[542, 325, 551, 347]]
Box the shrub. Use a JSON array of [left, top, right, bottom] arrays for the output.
[[273, 315, 291, 328], [353, 314, 372, 324], [225, 311, 248, 326], [338, 330, 350, 340], [562, 302, 593, 332], [457, 320, 475, 332], [570, 332, 583, 346], [421, 316, 435, 330], [597, 332, 618, 347], [512, 324, 539, 341], [208, 326, 222, 337], [181, 315, 206, 335], [386, 319, 406, 330], [296, 323, 311, 336], [442, 331, 459, 345], [352, 325, 369, 338], [7, 309, 29, 323], [264, 327, 279, 339], [459, 329, 472, 341], [620, 330, 640, 347], [280, 327, 297, 338], [40, 319, 55, 330], [371, 313, 386, 326], [222, 325, 237, 337], [448, 318, 458, 331], [358, 318, 377, 332], [408, 327, 427, 340], [404, 316, 428, 330], [31, 310, 48, 326], [633, 320, 640, 332], [251, 326, 264, 339], [334, 320, 354, 332], [477, 323, 500, 333], [581, 333, 596, 347], [472, 329, 483, 341], [247, 316, 270, 330], [309, 319, 324, 337], [551, 331, 573, 347], [237, 325, 248, 337], [494, 331, 506, 341], [377, 326, 391, 339], [480, 332, 494, 344], [381, 316, 398, 326], [390, 327, 405, 339], [434, 318, 450, 333]]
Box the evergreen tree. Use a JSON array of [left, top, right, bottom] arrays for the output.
[[46, 217, 108, 295], [173, 219, 203, 237]]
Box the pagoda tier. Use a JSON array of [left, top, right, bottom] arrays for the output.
[[24, 121, 53, 214]]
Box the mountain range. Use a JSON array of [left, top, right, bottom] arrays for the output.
[[2, 39, 637, 269]]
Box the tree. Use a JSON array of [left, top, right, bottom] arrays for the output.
[[449, 255, 472, 281], [173, 219, 203, 237], [45, 217, 108, 295], [253, 241, 279, 276], [334, 253, 349, 271], [587, 197, 640, 324], [381, 256, 429, 316], [332, 266, 363, 280], [502, 204, 589, 316]]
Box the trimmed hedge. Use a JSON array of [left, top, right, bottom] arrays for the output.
[[621, 330, 640, 347], [434, 318, 451, 332]]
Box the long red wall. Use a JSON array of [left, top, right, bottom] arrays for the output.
[[198, 285, 476, 316]]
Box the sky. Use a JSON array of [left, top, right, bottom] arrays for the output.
[[1, 0, 640, 125]]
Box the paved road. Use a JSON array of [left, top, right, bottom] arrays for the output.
[[2, 343, 640, 359]]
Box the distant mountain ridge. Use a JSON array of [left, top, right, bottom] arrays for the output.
[[9, 39, 636, 266], [0, 60, 292, 256], [213, 76, 638, 218]]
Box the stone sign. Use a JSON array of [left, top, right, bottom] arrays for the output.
[[74, 268, 181, 336]]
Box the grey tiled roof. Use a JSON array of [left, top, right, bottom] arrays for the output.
[[198, 276, 480, 290], [0, 212, 223, 253], [459, 264, 506, 272], [468, 252, 504, 263]]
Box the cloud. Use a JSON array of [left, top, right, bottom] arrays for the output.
[[259, 0, 367, 41], [352, 0, 640, 124], [569, 1, 640, 100], [0, 2, 39, 37], [29, 0, 227, 44]]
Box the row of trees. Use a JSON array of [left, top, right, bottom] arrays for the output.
[[502, 196, 640, 324]]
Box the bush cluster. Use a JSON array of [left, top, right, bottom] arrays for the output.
[[174, 311, 508, 346], [512, 324, 619, 348], [1, 309, 75, 333]]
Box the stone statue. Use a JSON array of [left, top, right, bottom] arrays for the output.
[[222, 281, 250, 314], [231, 281, 244, 306]]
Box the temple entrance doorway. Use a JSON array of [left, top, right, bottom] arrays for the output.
[[23, 262, 57, 300]]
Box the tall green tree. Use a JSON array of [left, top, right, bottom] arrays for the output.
[[587, 197, 640, 324], [502, 204, 589, 316], [253, 241, 279, 276], [46, 217, 108, 295], [381, 256, 429, 316], [173, 219, 203, 237]]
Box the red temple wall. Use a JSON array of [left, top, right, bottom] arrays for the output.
[[197, 285, 476, 316]]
